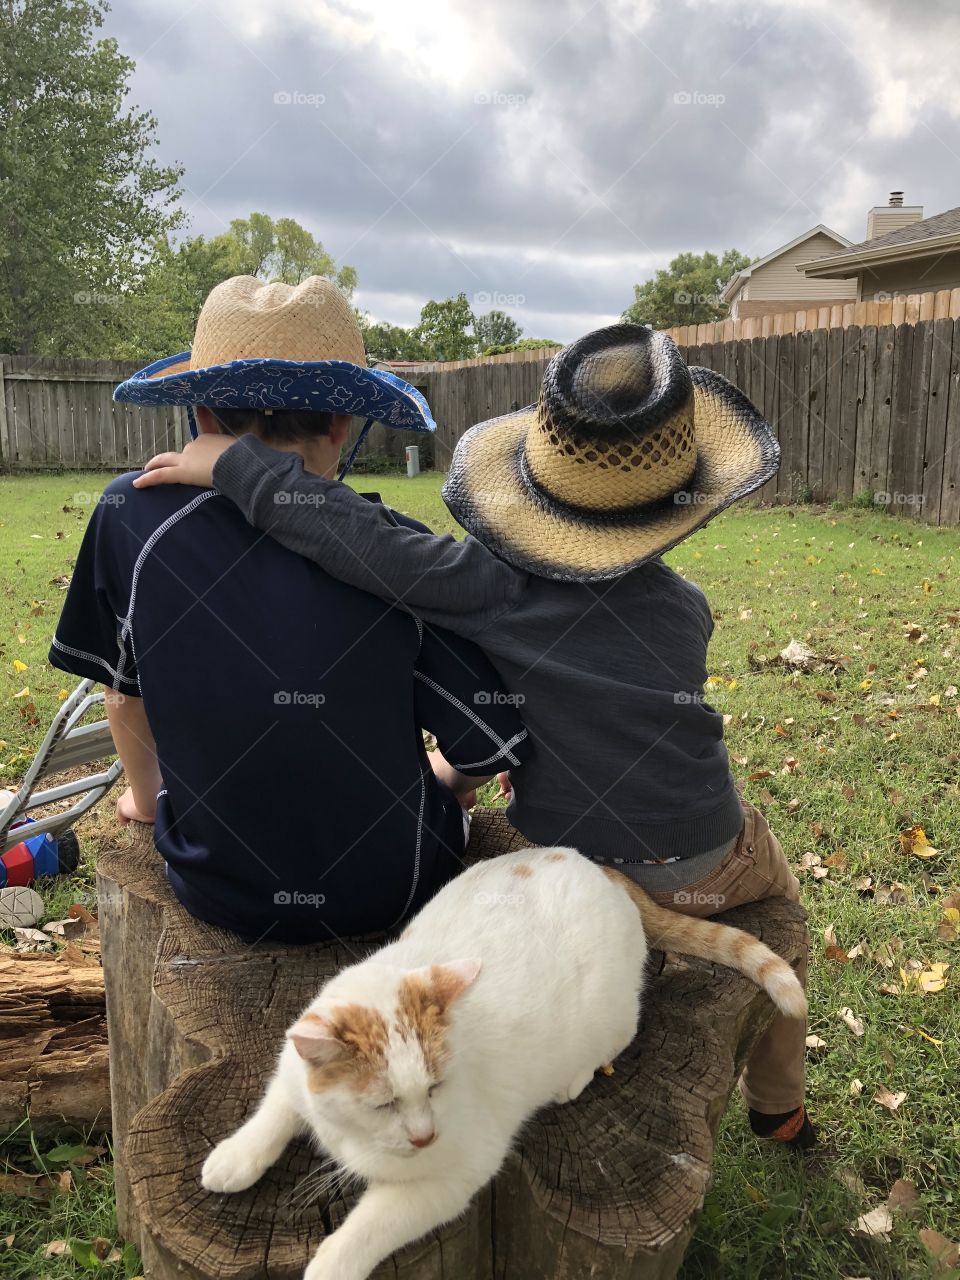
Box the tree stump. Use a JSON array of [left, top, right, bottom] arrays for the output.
[[97, 811, 806, 1280], [0, 949, 109, 1133]]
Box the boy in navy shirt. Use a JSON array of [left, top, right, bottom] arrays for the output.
[[50, 275, 528, 943]]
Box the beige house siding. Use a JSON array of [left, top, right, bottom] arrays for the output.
[[866, 206, 923, 240], [857, 250, 960, 300], [744, 233, 858, 300]]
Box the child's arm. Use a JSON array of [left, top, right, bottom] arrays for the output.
[[136, 435, 527, 637], [104, 691, 162, 823]]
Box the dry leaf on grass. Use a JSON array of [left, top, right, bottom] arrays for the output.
[[899, 825, 940, 859], [43, 1241, 68, 1258], [852, 1204, 893, 1239], [839, 1007, 865, 1036], [920, 1228, 960, 1272], [886, 1179, 919, 1213], [805, 1034, 828, 1052], [872, 1085, 907, 1112], [849, 1079, 864, 1097]]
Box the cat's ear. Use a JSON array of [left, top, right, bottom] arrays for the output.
[[426, 958, 482, 1009], [286, 1011, 346, 1063]]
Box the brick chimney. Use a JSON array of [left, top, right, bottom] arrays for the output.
[[866, 191, 923, 240]]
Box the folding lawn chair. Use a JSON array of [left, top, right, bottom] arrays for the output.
[[1, 679, 123, 884]]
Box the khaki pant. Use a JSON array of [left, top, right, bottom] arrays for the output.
[[646, 801, 807, 1113]]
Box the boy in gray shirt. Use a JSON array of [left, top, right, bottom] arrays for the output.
[[137, 323, 815, 1149]]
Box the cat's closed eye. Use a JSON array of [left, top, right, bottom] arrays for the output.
[[428, 1083, 441, 1097], [374, 1098, 398, 1111]]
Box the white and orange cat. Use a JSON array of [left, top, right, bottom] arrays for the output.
[[202, 848, 804, 1280]]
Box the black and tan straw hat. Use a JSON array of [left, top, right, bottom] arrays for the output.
[[442, 324, 779, 582]]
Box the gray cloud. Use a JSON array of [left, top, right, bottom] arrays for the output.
[[105, 0, 960, 341]]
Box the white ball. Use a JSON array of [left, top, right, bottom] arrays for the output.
[[0, 886, 45, 930]]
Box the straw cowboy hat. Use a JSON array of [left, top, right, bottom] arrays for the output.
[[114, 275, 434, 439], [442, 324, 779, 582]]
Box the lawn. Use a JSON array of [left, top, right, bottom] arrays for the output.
[[1, 469, 959, 1279]]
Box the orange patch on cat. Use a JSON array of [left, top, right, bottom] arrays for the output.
[[304, 1003, 388, 1094], [545, 852, 566, 862], [511, 863, 534, 878], [395, 967, 468, 1076]]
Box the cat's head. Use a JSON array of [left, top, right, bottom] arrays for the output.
[[287, 958, 480, 1155]]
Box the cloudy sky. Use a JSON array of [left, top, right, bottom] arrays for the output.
[[104, 0, 960, 342]]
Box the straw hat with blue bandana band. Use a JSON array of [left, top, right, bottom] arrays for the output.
[[114, 275, 434, 477]]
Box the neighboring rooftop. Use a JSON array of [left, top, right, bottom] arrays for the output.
[[801, 196, 960, 279]]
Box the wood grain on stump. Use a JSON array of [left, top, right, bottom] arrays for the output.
[[97, 810, 806, 1280], [0, 950, 109, 1133]]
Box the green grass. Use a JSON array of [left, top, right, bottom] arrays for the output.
[[2, 470, 959, 1278]]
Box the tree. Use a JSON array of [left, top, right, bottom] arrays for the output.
[[0, 0, 184, 356], [212, 213, 357, 294], [360, 319, 425, 364], [415, 292, 476, 361], [622, 249, 752, 329], [480, 336, 561, 356], [473, 309, 521, 350]]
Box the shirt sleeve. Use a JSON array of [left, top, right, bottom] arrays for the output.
[[213, 435, 528, 638], [48, 495, 140, 694], [414, 623, 530, 776]]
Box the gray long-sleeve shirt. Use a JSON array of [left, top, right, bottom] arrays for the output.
[[214, 436, 743, 872]]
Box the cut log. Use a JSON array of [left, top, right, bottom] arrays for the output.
[[97, 811, 806, 1280], [0, 949, 109, 1132]]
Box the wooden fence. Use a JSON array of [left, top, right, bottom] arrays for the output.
[[0, 356, 186, 471], [3, 327, 959, 526], [661, 286, 960, 347]]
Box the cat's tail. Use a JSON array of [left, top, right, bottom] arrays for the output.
[[604, 868, 807, 1018]]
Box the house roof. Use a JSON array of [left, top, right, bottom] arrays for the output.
[[800, 206, 960, 279], [720, 224, 852, 302]]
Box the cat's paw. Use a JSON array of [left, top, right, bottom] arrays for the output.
[[201, 1133, 271, 1194], [303, 1236, 356, 1280]]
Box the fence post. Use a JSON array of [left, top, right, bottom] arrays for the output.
[[0, 359, 7, 467]]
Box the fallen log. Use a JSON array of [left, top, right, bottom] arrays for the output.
[[98, 812, 806, 1280], [0, 949, 109, 1133]]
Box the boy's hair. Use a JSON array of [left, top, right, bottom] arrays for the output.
[[207, 407, 336, 444]]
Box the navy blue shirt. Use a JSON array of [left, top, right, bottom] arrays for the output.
[[50, 472, 529, 943]]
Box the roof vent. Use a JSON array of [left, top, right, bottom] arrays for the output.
[[866, 192, 922, 240], [889, 191, 904, 207]]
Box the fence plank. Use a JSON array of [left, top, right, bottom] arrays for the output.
[[837, 326, 862, 499], [775, 334, 796, 501], [807, 327, 827, 501], [854, 327, 878, 495], [939, 324, 960, 526], [821, 328, 845, 502], [869, 326, 896, 497], [921, 319, 954, 523], [887, 323, 917, 509]]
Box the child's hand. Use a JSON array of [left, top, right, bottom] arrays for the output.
[[116, 786, 155, 825], [134, 435, 235, 490]]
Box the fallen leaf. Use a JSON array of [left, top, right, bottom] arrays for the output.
[[872, 1085, 907, 1112], [853, 875, 874, 893], [849, 1078, 864, 1097], [852, 1204, 893, 1239], [805, 1034, 828, 1052], [815, 690, 837, 704], [899, 825, 940, 859], [823, 850, 847, 869], [920, 1228, 960, 1271], [43, 1241, 69, 1258], [917, 962, 950, 994], [879, 982, 902, 995], [839, 1007, 865, 1036], [42, 917, 85, 940], [748, 769, 772, 781], [887, 1178, 919, 1213], [841, 783, 856, 801]]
